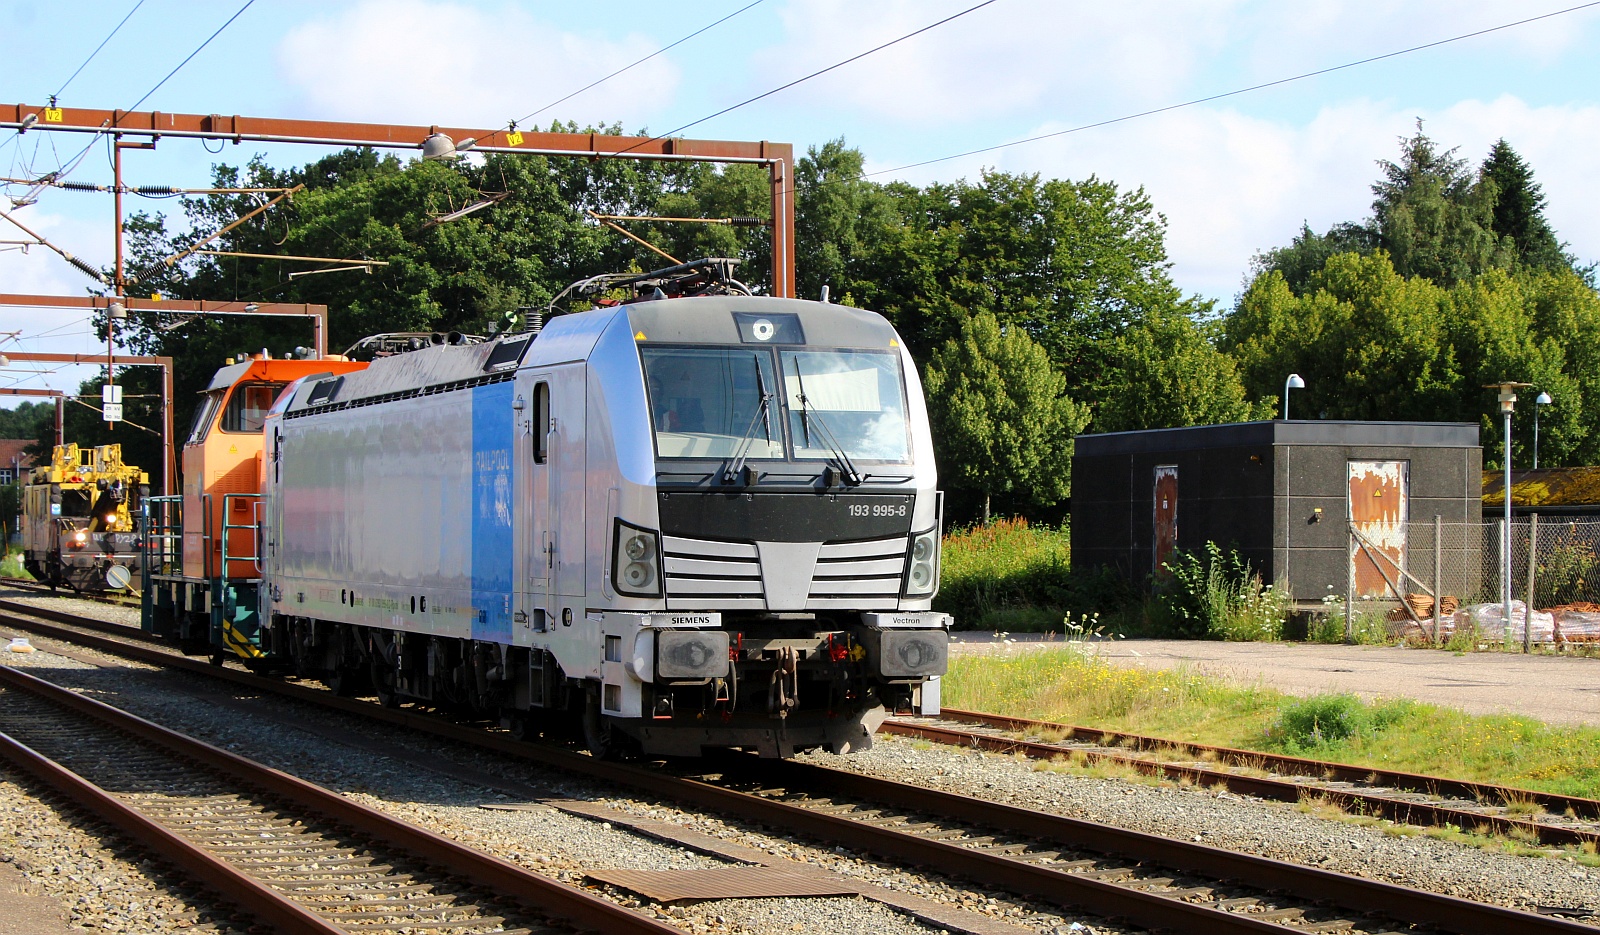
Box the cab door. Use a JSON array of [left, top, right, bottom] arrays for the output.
[[524, 365, 586, 637]]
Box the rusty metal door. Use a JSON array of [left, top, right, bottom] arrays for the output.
[[1348, 460, 1408, 598], [1153, 466, 1178, 575]]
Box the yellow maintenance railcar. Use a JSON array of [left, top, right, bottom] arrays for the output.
[[22, 443, 148, 592]]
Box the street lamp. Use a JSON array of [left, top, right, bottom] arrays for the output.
[[1486, 381, 1533, 649], [1534, 391, 1553, 469], [1283, 373, 1305, 420]]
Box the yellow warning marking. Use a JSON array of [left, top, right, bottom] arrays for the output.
[[149, 292, 163, 302], [505, 129, 524, 147], [889, 338, 899, 347], [634, 331, 647, 341], [228, 444, 238, 454], [222, 620, 264, 659], [44, 107, 63, 123]]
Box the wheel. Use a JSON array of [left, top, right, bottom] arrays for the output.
[[581, 691, 634, 760], [324, 666, 364, 698], [507, 712, 534, 742]]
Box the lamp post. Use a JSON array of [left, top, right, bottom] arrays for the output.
[[1534, 391, 1552, 469], [1283, 373, 1305, 420], [1487, 382, 1532, 649]]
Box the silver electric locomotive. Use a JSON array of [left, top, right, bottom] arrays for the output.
[[259, 264, 948, 757]]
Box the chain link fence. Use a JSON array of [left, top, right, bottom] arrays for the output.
[[1347, 516, 1600, 646]]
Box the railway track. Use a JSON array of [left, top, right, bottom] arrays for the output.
[[1, 575, 139, 607], [2, 598, 1596, 934], [0, 662, 680, 935], [882, 709, 1600, 850]]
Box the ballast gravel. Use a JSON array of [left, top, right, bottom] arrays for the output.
[[0, 646, 1053, 934], [3, 609, 1595, 931], [797, 736, 1600, 919]]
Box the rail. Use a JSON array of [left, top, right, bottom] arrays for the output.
[[0, 600, 1591, 934], [0, 662, 681, 935]]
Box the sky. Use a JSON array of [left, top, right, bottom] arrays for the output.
[[3, 0, 1599, 401]]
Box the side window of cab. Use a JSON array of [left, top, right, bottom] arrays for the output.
[[221, 383, 286, 434], [187, 391, 224, 444]]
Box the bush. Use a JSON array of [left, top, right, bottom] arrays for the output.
[[935, 518, 1135, 630], [1156, 541, 1288, 640], [1269, 693, 1415, 751]]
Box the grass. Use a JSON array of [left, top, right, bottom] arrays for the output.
[[942, 643, 1600, 802], [0, 548, 29, 579], [936, 519, 1135, 631]]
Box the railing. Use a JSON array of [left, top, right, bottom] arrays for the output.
[[220, 493, 262, 589], [140, 495, 183, 582]]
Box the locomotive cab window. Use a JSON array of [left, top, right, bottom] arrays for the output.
[[187, 390, 224, 443], [782, 349, 910, 463], [220, 382, 286, 433], [640, 347, 783, 460]]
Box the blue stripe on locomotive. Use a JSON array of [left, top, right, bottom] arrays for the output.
[[470, 382, 515, 642]]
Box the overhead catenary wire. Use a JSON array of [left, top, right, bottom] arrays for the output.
[[53, 0, 148, 101], [869, 0, 1600, 177], [123, 0, 257, 115], [506, 0, 768, 134], [612, 0, 1001, 158]]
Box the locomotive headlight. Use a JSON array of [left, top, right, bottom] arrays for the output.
[[612, 519, 662, 597], [903, 528, 940, 597]]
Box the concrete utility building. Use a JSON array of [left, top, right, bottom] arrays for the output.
[[1070, 421, 1483, 603]]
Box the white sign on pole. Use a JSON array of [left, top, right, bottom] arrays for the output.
[[102, 402, 123, 422], [101, 384, 123, 404]]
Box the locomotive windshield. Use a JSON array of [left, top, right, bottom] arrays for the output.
[[640, 345, 909, 463]]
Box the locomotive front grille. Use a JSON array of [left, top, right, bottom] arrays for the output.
[[663, 535, 766, 610], [808, 536, 905, 609], [662, 533, 907, 611]]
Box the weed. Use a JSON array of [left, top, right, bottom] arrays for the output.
[[1501, 791, 1546, 818], [1158, 542, 1288, 641]]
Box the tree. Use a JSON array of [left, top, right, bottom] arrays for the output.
[[1481, 139, 1567, 273], [1226, 251, 1600, 467], [1253, 127, 1585, 292], [1369, 125, 1511, 286], [922, 312, 1089, 523], [0, 481, 19, 549], [1089, 303, 1269, 433], [0, 401, 51, 439]]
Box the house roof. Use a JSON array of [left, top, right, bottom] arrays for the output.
[[0, 438, 42, 472], [1482, 467, 1600, 508]]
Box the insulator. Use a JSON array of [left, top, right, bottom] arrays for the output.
[[134, 185, 178, 195], [59, 181, 103, 192], [64, 253, 108, 284], [726, 217, 767, 227]]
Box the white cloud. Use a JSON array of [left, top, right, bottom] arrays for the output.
[[754, 0, 1596, 128], [274, 0, 681, 131], [948, 95, 1600, 304]]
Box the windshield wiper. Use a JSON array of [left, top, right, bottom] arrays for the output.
[[724, 355, 773, 484], [790, 356, 863, 486]]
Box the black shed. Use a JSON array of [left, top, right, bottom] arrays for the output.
[[1070, 421, 1483, 602]]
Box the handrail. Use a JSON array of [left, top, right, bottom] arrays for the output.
[[220, 493, 263, 587]]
